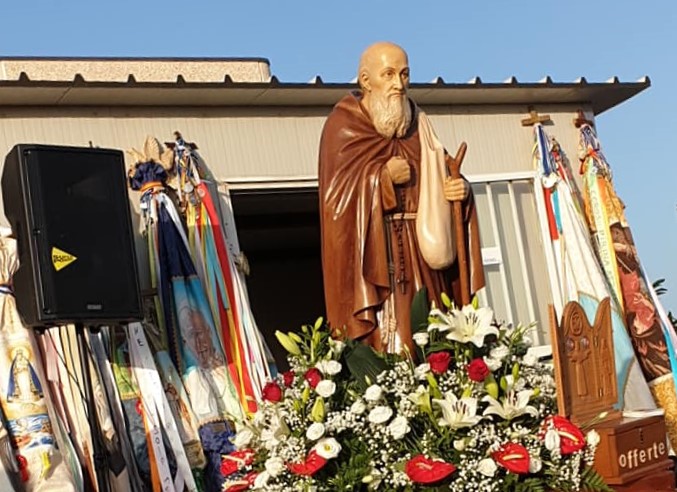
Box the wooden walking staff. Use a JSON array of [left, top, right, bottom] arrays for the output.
[[447, 142, 471, 306]]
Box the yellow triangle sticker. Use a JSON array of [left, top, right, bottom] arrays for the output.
[[51, 247, 77, 272]]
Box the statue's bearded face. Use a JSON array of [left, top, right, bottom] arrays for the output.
[[362, 46, 412, 139]]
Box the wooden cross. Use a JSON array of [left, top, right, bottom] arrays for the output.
[[521, 107, 551, 127]]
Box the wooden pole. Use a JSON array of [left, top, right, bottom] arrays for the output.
[[448, 142, 470, 306]]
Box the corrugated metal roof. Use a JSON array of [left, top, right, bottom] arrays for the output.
[[0, 57, 650, 114]]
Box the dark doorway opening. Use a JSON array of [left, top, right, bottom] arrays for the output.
[[230, 187, 325, 369]]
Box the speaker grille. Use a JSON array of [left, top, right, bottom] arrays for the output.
[[2, 145, 142, 326]]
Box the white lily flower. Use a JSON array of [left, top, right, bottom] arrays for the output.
[[427, 308, 455, 332], [477, 458, 497, 477], [432, 393, 482, 429], [482, 390, 539, 421], [445, 305, 498, 347], [314, 437, 342, 459]]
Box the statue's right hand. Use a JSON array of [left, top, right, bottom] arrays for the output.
[[386, 156, 411, 185]]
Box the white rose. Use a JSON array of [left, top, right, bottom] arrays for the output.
[[586, 429, 600, 447], [316, 360, 342, 375], [368, 406, 393, 425], [523, 336, 533, 347], [545, 429, 561, 451], [253, 471, 270, 489], [306, 422, 326, 441], [265, 457, 285, 477], [364, 384, 383, 402], [315, 380, 336, 398], [351, 399, 367, 415], [529, 456, 543, 473], [483, 356, 502, 372], [252, 410, 266, 426], [329, 339, 345, 356], [314, 437, 342, 459], [489, 345, 509, 361], [522, 352, 538, 367], [477, 458, 497, 477], [232, 428, 254, 449], [387, 416, 410, 439], [453, 439, 466, 451], [414, 363, 431, 380], [412, 332, 429, 347]]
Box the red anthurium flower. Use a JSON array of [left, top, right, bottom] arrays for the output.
[[16, 454, 28, 482], [220, 449, 256, 476], [405, 455, 456, 484], [304, 368, 323, 389], [492, 443, 530, 474], [427, 352, 452, 375], [467, 358, 490, 382], [282, 371, 295, 388], [549, 415, 586, 455], [224, 471, 258, 492], [287, 449, 328, 476], [262, 382, 283, 402]]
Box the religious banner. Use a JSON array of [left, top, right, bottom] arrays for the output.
[[0, 237, 77, 491], [578, 123, 677, 448], [531, 124, 655, 412], [128, 137, 241, 491], [170, 133, 273, 413]]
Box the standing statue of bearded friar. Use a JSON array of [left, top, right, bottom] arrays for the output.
[[318, 42, 485, 354]]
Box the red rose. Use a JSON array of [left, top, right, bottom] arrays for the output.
[[467, 358, 490, 382], [262, 382, 283, 402], [224, 471, 258, 491], [427, 352, 452, 375], [287, 449, 327, 476], [548, 415, 586, 455], [304, 368, 323, 389], [492, 443, 530, 474], [220, 449, 255, 476], [282, 371, 295, 388], [405, 455, 456, 484]]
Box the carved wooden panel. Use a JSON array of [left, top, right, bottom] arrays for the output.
[[550, 298, 618, 424]]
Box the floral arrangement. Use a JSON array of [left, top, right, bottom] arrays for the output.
[[220, 297, 610, 492]]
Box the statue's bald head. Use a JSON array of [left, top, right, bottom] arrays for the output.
[[358, 42, 409, 92], [357, 42, 412, 139]]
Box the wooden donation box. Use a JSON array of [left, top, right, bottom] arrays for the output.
[[550, 298, 674, 491]]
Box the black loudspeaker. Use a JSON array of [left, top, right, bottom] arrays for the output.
[[1, 144, 142, 327]]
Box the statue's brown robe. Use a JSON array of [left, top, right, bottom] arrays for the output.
[[318, 93, 485, 352]]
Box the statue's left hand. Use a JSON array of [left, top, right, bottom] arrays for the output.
[[444, 177, 469, 202]]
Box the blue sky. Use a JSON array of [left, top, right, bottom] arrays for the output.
[[2, 1, 675, 310]]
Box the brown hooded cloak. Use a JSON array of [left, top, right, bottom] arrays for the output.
[[319, 93, 484, 352]]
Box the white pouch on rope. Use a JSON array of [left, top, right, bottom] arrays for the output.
[[415, 112, 456, 269]]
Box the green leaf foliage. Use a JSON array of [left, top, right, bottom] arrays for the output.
[[343, 338, 389, 391]]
